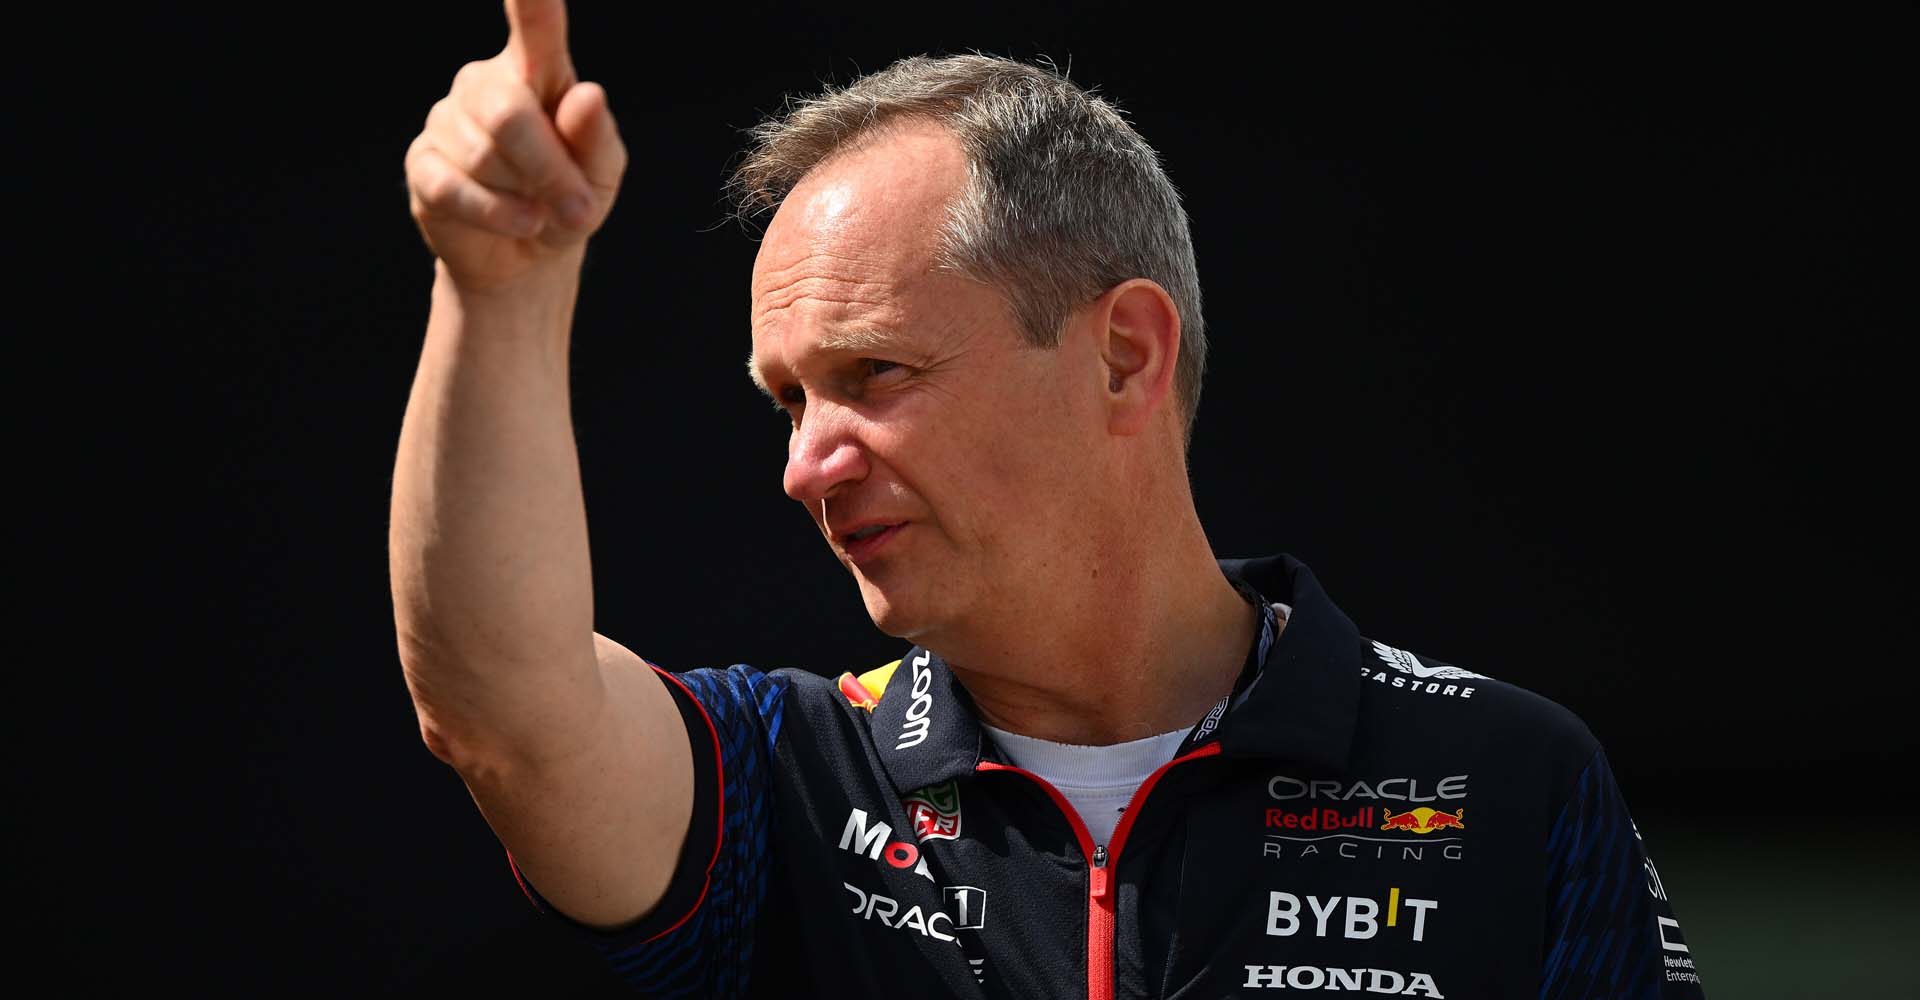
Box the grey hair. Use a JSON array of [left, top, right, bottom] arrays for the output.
[[729, 53, 1208, 441]]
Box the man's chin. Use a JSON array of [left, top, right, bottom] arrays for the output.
[[857, 578, 928, 641]]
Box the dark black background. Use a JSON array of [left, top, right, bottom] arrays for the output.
[[33, 3, 1910, 994]]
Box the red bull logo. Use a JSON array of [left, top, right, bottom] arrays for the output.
[[1380, 808, 1466, 835], [1266, 806, 1376, 831]]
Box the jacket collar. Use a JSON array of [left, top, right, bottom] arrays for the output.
[[869, 554, 1362, 793], [868, 645, 983, 793], [1213, 554, 1362, 773]]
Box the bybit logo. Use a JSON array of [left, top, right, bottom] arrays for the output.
[[1265, 888, 1439, 942]]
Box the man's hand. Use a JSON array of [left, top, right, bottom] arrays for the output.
[[405, 0, 626, 291]]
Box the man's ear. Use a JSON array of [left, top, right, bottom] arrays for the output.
[[1094, 278, 1181, 437]]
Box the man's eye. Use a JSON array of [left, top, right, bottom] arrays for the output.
[[863, 359, 903, 379], [769, 386, 803, 425]]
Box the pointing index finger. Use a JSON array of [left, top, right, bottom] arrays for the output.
[[504, 0, 575, 101]]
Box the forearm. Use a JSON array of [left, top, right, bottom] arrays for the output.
[[390, 256, 601, 757]]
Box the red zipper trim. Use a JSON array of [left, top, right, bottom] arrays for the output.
[[1109, 741, 1223, 860], [976, 740, 1223, 1000]]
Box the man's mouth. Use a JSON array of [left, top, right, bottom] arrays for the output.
[[837, 521, 904, 561]]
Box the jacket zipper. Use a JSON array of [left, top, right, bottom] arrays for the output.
[[977, 740, 1223, 1000]]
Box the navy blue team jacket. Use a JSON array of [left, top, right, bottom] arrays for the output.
[[513, 554, 1708, 998]]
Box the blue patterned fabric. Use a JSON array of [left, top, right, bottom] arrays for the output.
[[1540, 748, 1678, 1000], [585, 665, 788, 999]]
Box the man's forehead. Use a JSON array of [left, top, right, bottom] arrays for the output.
[[750, 122, 968, 294], [747, 247, 915, 371], [758, 179, 861, 269]]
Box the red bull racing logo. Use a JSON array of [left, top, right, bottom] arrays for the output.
[[1380, 808, 1465, 835], [1262, 774, 1472, 864]]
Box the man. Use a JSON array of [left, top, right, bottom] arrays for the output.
[[390, 2, 1708, 997]]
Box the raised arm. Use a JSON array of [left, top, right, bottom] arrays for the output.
[[390, 0, 691, 930]]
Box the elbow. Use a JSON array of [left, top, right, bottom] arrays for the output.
[[401, 664, 473, 770], [407, 689, 507, 775], [392, 624, 604, 776], [416, 716, 463, 768], [396, 636, 489, 771]]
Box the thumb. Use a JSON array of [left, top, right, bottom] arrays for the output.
[[554, 82, 627, 198]]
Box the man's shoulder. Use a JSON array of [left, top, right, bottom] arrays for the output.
[[662, 659, 904, 718]]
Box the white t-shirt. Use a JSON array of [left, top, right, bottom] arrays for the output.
[[978, 723, 1191, 847], [977, 601, 1291, 847]]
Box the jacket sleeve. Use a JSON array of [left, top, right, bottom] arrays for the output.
[[1540, 746, 1707, 999], [511, 663, 790, 998]]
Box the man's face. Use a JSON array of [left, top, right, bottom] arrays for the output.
[[748, 123, 1105, 642]]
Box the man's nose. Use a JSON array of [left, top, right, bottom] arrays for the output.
[[783, 404, 870, 505]]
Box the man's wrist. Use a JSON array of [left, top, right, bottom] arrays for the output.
[[429, 254, 585, 352], [432, 250, 585, 305]]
